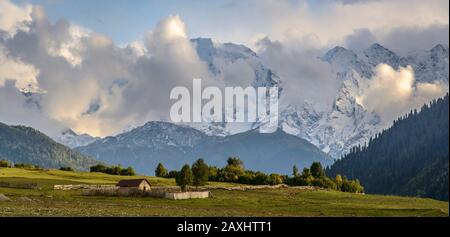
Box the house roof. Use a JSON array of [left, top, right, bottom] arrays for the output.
[[116, 179, 151, 187]]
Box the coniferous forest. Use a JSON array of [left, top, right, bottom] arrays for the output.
[[327, 94, 449, 200]]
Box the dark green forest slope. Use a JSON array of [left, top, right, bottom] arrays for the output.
[[327, 94, 449, 200]]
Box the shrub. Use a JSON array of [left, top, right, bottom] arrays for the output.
[[90, 164, 108, 173], [0, 160, 10, 168], [59, 167, 74, 172], [312, 177, 337, 190], [14, 163, 38, 169], [268, 173, 284, 185], [167, 170, 179, 178], [90, 164, 135, 176], [208, 166, 219, 181], [341, 178, 364, 193], [120, 166, 136, 176]]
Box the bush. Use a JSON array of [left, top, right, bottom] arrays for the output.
[[120, 166, 136, 176], [208, 166, 219, 181], [215, 157, 245, 183], [0, 160, 10, 168], [268, 173, 284, 185], [167, 170, 179, 178], [14, 163, 39, 169], [312, 177, 338, 190], [90, 164, 135, 176], [90, 164, 108, 173], [341, 178, 364, 193], [59, 167, 74, 172]]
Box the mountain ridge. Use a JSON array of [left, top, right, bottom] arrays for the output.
[[0, 122, 100, 170], [76, 121, 333, 175]]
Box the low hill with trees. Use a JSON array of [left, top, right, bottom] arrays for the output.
[[0, 122, 100, 171]]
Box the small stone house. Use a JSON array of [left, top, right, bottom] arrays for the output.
[[116, 179, 151, 194]]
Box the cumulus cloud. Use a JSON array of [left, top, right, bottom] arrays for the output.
[[0, 46, 39, 89], [0, 80, 65, 137], [0, 0, 448, 139], [344, 28, 378, 53], [0, 0, 32, 35], [357, 64, 448, 123], [194, 0, 448, 51], [255, 36, 338, 110], [378, 24, 450, 55], [0, 4, 211, 137]]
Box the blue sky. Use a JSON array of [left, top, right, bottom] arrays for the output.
[[10, 0, 328, 45], [12, 0, 261, 44]]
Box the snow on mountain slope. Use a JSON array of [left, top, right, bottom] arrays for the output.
[[361, 43, 402, 69], [192, 38, 280, 88], [55, 129, 99, 148], [402, 44, 449, 83], [282, 43, 448, 158], [188, 38, 281, 136], [22, 39, 449, 159], [191, 40, 448, 158]]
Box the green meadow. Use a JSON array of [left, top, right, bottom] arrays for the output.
[[0, 168, 448, 217]]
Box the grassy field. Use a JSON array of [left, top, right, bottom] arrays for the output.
[[0, 168, 448, 217]]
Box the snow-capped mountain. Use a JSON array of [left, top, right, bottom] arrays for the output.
[[33, 39, 450, 160], [188, 41, 449, 158], [187, 38, 281, 136], [55, 129, 99, 148], [282, 43, 448, 158], [192, 38, 280, 88], [323, 46, 373, 79], [403, 44, 449, 83]]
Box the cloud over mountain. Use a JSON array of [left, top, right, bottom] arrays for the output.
[[0, 0, 448, 147]]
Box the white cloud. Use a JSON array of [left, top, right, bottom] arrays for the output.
[[357, 64, 448, 123], [0, 0, 448, 139], [0, 46, 39, 90], [255, 36, 338, 110], [0, 0, 32, 36], [1, 8, 211, 137]]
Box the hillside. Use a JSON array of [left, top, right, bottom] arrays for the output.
[[327, 94, 449, 200], [0, 122, 100, 170], [77, 122, 333, 175], [0, 168, 447, 217]]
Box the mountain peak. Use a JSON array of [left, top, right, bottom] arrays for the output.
[[323, 46, 357, 63], [431, 43, 447, 51], [363, 43, 400, 68], [322, 46, 373, 78], [430, 44, 449, 57], [366, 43, 392, 53], [61, 129, 78, 136]]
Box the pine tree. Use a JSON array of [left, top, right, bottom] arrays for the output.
[[293, 165, 299, 177], [176, 164, 193, 191], [155, 163, 168, 177], [192, 159, 209, 186]]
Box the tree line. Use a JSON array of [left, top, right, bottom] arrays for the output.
[[89, 164, 136, 176], [0, 160, 41, 169], [155, 157, 364, 193]]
